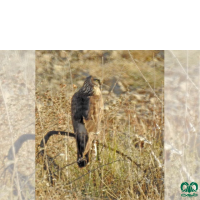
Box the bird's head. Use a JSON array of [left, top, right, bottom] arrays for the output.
[[81, 76, 101, 95]]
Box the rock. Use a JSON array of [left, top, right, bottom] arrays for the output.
[[150, 97, 157, 104], [104, 105, 109, 110], [102, 90, 109, 94], [130, 93, 145, 101], [43, 54, 52, 62], [77, 80, 84, 86], [118, 81, 126, 92], [54, 65, 63, 72], [59, 51, 67, 58]]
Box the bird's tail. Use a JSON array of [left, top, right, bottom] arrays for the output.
[[77, 156, 89, 168]]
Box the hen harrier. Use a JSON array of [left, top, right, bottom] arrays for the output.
[[71, 76, 104, 167]]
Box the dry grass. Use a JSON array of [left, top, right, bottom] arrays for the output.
[[35, 50, 164, 199], [0, 51, 35, 200], [164, 50, 200, 199]]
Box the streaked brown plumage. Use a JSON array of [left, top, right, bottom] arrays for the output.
[[71, 76, 104, 167]]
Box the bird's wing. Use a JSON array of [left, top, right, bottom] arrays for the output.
[[71, 92, 85, 133], [83, 94, 104, 135], [82, 94, 103, 157], [71, 92, 90, 123]]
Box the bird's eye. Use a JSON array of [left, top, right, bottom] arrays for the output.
[[93, 79, 100, 85]]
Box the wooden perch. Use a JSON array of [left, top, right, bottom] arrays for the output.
[[40, 131, 75, 148], [39, 131, 140, 168]]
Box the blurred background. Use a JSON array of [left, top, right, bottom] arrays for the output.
[[0, 51, 35, 200], [36, 50, 164, 95]]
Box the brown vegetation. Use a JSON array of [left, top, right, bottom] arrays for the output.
[[36, 50, 164, 199]]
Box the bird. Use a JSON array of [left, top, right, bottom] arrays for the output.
[[71, 75, 104, 168]]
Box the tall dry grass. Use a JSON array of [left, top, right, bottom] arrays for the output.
[[35, 50, 164, 199], [0, 51, 35, 200]]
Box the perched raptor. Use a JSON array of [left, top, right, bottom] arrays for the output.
[[71, 76, 104, 168]]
